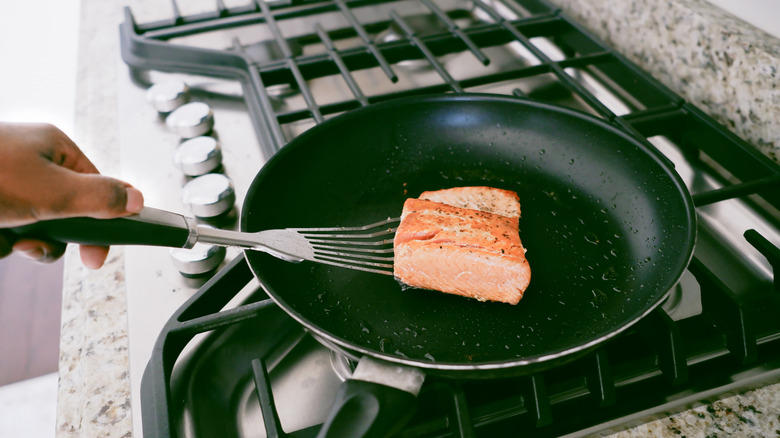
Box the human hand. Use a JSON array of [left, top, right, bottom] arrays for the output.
[[0, 122, 144, 269]]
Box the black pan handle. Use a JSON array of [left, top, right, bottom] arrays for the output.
[[317, 380, 418, 438], [317, 357, 425, 438], [9, 207, 196, 249]]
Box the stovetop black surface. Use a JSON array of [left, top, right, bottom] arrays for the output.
[[120, 0, 780, 436]]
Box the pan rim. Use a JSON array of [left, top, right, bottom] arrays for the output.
[[242, 93, 698, 373]]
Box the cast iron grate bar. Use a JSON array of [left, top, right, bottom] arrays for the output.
[[251, 63, 290, 152], [216, 0, 229, 17], [692, 174, 780, 207], [420, 0, 490, 66], [141, 256, 277, 437], [315, 24, 370, 106], [334, 0, 398, 82], [619, 104, 780, 211], [553, 69, 618, 121], [251, 358, 287, 438], [471, 0, 618, 120], [171, 296, 278, 339], [691, 256, 759, 365], [169, 0, 183, 25], [585, 348, 617, 407], [524, 374, 553, 427], [636, 308, 689, 386], [270, 59, 558, 123], [555, 51, 614, 69], [138, 0, 410, 40], [255, 0, 325, 123], [445, 382, 476, 437], [389, 11, 464, 93], [681, 103, 780, 209], [123, 1, 700, 150], [745, 229, 780, 293]]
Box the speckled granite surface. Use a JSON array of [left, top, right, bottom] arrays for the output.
[[57, 0, 779, 437], [552, 0, 780, 163], [56, 1, 132, 437], [606, 387, 780, 437]]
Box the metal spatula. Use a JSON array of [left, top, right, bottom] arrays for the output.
[[13, 207, 399, 275]]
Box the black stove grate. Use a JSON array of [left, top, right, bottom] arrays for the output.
[[121, 0, 780, 205], [122, 0, 780, 436], [139, 250, 780, 437]]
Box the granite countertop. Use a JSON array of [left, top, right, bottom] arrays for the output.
[[553, 0, 780, 163], [56, 0, 780, 436], [56, 1, 133, 436]]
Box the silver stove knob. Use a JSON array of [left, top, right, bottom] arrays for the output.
[[181, 173, 235, 218], [146, 80, 190, 113], [166, 101, 214, 138], [174, 136, 222, 176], [169, 243, 226, 277]]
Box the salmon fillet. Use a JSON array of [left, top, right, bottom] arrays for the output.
[[394, 187, 531, 305], [418, 186, 521, 218]]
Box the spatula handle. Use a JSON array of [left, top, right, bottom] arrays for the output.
[[10, 207, 197, 249]]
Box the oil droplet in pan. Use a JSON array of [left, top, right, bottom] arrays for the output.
[[602, 266, 618, 281], [591, 288, 608, 307]]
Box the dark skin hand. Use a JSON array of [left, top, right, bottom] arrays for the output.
[[0, 122, 144, 269]]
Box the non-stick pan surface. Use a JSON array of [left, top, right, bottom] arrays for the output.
[[242, 94, 696, 377]]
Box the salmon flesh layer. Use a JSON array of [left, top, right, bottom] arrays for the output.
[[393, 187, 531, 305]]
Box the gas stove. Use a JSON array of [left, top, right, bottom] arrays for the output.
[[116, 0, 780, 436]]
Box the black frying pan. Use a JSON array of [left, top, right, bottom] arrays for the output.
[[243, 94, 695, 371], [240, 94, 695, 434], [14, 94, 696, 435]]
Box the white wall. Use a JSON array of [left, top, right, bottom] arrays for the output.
[[0, 1, 81, 136], [0, 3, 80, 437], [704, 0, 780, 39]]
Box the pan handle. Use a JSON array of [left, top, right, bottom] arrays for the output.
[[317, 357, 425, 438], [10, 207, 197, 249]]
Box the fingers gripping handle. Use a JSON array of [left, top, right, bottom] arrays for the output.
[[11, 207, 198, 249]]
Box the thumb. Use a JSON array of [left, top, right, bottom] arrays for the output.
[[55, 173, 145, 219]]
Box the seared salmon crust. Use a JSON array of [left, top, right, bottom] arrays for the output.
[[394, 187, 531, 305]]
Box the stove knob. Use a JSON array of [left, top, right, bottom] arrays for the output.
[[169, 242, 226, 277], [166, 101, 214, 138], [146, 80, 190, 113], [181, 173, 236, 218], [174, 136, 222, 176]]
